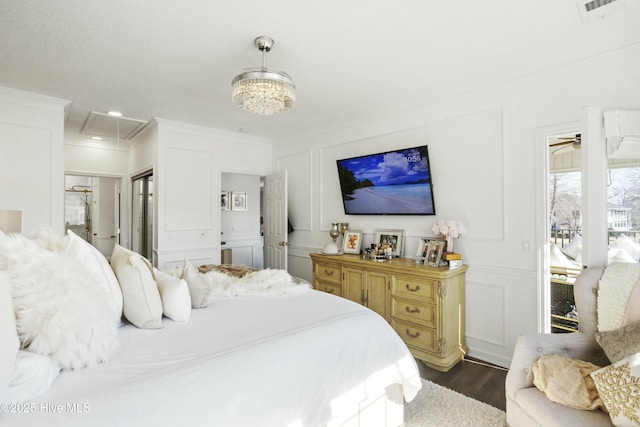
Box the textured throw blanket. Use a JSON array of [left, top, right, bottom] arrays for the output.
[[177, 261, 311, 308], [598, 262, 640, 332], [198, 264, 257, 278], [203, 268, 310, 298]]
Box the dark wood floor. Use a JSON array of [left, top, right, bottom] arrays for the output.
[[417, 357, 508, 411]]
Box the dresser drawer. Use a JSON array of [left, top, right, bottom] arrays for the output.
[[391, 275, 436, 303], [315, 281, 342, 297], [315, 263, 342, 285], [390, 319, 436, 353], [391, 298, 436, 328]]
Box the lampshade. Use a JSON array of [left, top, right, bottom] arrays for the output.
[[231, 36, 295, 116], [0, 210, 22, 233]]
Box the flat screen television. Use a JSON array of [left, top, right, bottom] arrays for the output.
[[336, 145, 436, 215]]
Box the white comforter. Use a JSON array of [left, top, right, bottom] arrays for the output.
[[3, 290, 421, 427]]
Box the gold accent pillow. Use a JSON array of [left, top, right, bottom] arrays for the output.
[[591, 352, 640, 426], [532, 354, 604, 411], [595, 320, 640, 364]]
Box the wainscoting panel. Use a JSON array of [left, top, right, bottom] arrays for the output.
[[464, 265, 538, 368], [156, 247, 218, 271], [163, 147, 213, 231]]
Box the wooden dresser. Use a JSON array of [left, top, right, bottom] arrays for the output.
[[309, 253, 468, 372]]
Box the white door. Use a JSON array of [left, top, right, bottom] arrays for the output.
[[263, 171, 288, 270]]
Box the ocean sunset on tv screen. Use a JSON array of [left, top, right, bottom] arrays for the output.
[[336, 145, 436, 215]]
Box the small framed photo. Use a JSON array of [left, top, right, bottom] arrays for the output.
[[415, 238, 430, 263], [343, 231, 363, 254], [221, 191, 230, 210], [374, 229, 405, 257], [231, 192, 247, 211], [424, 239, 445, 267]]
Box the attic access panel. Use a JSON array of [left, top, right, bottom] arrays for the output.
[[80, 111, 148, 141]]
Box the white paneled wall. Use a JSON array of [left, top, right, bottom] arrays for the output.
[[275, 43, 640, 367], [0, 87, 68, 235], [153, 119, 271, 270]]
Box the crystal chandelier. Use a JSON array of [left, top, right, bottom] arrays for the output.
[[231, 36, 295, 116]]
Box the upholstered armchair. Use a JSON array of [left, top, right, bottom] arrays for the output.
[[505, 266, 613, 427]]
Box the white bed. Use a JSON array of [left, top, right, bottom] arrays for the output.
[[2, 290, 422, 427]]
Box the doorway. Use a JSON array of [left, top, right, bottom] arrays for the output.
[[132, 171, 153, 261], [64, 174, 121, 259], [547, 132, 583, 333]]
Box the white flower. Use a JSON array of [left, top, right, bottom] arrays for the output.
[[432, 220, 466, 239]]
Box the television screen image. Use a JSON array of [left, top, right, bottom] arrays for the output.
[[336, 145, 436, 215]]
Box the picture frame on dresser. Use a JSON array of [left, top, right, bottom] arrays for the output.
[[343, 231, 363, 254], [374, 229, 405, 257], [423, 238, 445, 267]]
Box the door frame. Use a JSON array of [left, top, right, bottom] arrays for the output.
[[535, 120, 580, 333], [64, 171, 127, 250]]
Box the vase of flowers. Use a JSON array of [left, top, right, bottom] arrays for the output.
[[432, 220, 466, 253]]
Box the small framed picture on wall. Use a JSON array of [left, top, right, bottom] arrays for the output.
[[343, 231, 363, 254], [232, 192, 247, 211], [221, 191, 230, 210]]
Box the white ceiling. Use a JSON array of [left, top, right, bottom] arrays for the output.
[[1, 0, 638, 145]]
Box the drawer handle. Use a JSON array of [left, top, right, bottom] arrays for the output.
[[405, 284, 421, 292], [324, 287, 335, 294], [405, 306, 421, 314], [405, 329, 421, 338], [324, 269, 334, 276]]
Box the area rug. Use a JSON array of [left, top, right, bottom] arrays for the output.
[[404, 379, 506, 427]]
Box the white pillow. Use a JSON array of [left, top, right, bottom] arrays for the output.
[[154, 268, 191, 322], [5, 351, 61, 403], [110, 244, 163, 329], [66, 230, 123, 321], [0, 233, 119, 370], [181, 260, 212, 308], [0, 271, 20, 403]]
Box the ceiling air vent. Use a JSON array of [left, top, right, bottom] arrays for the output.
[[578, 0, 626, 22], [80, 111, 148, 142]]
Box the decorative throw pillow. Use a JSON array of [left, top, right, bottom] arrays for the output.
[[591, 352, 640, 426], [66, 230, 123, 322], [181, 259, 212, 308], [5, 351, 61, 403], [598, 263, 640, 332], [0, 233, 119, 370], [532, 354, 604, 411], [32, 227, 69, 252], [0, 271, 20, 403], [154, 268, 191, 322], [595, 320, 640, 364], [110, 244, 163, 329]]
